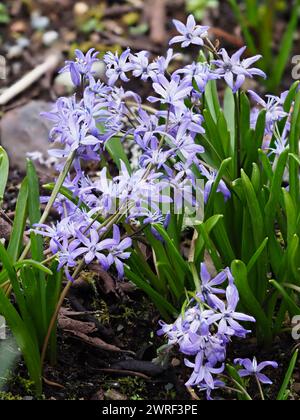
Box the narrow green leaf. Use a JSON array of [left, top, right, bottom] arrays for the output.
[[247, 237, 269, 274], [228, 0, 257, 53], [241, 170, 264, 248], [14, 260, 53, 276], [289, 152, 300, 167], [258, 149, 273, 182], [269, 2, 300, 91], [205, 80, 221, 122], [223, 88, 235, 149], [153, 224, 189, 276], [0, 242, 37, 340], [277, 350, 299, 400], [7, 178, 28, 262], [226, 364, 252, 401], [231, 260, 272, 345], [27, 160, 47, 340], [289, 91, 300, 203], [205, 158, 232, 216], [43, 183, 91, 213], [195, 215, 223, 263], [0, 288, 42, 395], [0, 147, 9, 207], [198, 222, 222, 270], [270, 280, 300, 316], [105, 137, 131, 172]]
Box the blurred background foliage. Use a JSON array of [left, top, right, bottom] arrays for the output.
[[0, 0, 299, 94]]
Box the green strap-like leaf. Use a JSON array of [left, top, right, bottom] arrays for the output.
[[270, 280, 300, 317], [0, 147, 9, 208], [231, 260, 272, 345], [0, 288, 42, 395], [105, 137, 131, 173], [7, 178, 28, 262], [14, 260, 53, 276], [277, 350, 299, 400], [268, 1, 300, 91]]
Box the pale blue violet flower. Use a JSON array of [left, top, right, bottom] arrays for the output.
[[234, 358, 278, 385], [185, 352, 225, 389], [200, 164, 231, 204], [170, 15, 209, 48], [104, 49, 133, 86], [60, 48, 100, 86], [207, 285, 256, 337], [212, 47, 265, 93]]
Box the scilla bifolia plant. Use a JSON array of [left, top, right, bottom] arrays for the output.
[[1, 14, 300, 399]]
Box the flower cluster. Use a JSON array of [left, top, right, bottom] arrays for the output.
[[158, 264, 255, 399], [36, 14, 291, 282]]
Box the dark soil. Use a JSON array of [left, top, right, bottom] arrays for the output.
[[0, 0, 300, 401]]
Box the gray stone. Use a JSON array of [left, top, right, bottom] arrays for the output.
[[31, 12, 50, 31], [7, 45, 23, 59], [43, 31, 59, 47], [0, 101, 54, 172]]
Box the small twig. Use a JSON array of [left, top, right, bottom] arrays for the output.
[[104, 5, 140, 18], [187, 387, 200, 400], [146, 0, 167, 45], [0, 53, 62, 106], [43, 376, 65, 389], [96, 368, 150, 380], [0, 209, 13, 226], [210, 28, 244, 48]]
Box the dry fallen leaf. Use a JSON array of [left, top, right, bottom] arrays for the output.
[[58, 309, 125, 353], [90, 263, 117, 295], [0, 217, 12, 241]]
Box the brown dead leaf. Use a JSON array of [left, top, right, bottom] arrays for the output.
[[0, 217, 12, 241], [68, 330, 123, 353], [58, 314, 97, 335], [10, 20, 27, 33], [58, 308, 125, 353], [90, 263, 117, 295], [91, 389, 105, 401]]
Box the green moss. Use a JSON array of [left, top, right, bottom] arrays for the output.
[[17, 377, 35, 395], [93, 299, 110, 325], [103, 376, 146, 400], [0, 391, 23, 400]]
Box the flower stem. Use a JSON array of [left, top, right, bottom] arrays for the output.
[[255, 375, 265, 401], [219, 374, 252, 400], [234, 92, 241, 177], [41, 258, 85, 366], [20, 150, 76, 262], [189, 262, 201, 294]]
